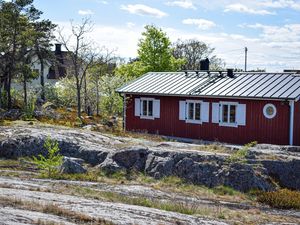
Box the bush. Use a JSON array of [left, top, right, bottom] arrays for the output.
[[257, 189, 300, 209], [32, 137, 63, 178], [227, 141, 257, 163]]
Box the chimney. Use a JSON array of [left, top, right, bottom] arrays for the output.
[[200, 58, 209, 71], [227, 69, 234, 78], [55, 44, 62, 54]]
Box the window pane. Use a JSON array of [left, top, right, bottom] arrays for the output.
[[148, 100, 153, 116], [230, 105, 236, 123], [195, 103, 201, 120], [188, 103, 194, 120], [142, 100, 147, 116], [222, 105, 228, 123]]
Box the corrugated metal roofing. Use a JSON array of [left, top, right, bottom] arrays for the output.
[[117, 72, 300, 100]]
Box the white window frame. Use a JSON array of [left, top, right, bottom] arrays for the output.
[[185, 100, 203, 124], [263, 103, 277, 119], [219, 101, 238, 127], [140, 97, 155, 120]]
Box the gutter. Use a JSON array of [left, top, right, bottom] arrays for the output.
[[289, 100, 295, 145]]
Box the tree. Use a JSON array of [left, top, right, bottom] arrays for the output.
[[33, 20, 57, 101], [138, 25, 184, 72], [173, 39, 225, 70], [0, 0, 54, 108], [33, 137, 63, 178], [116, 25, 185, 79], [89, 48, 116, 116], [57, 18, 97, 118], [0, 0, 38, 109]]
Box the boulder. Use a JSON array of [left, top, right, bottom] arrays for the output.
[[145, 154, 174, 179], [60, 157, 87, 174], [112, 146, 149, 171], [0, 109, 22, 120]]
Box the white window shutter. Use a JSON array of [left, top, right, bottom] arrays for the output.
[[237, 104, 246, 126], [212, 103, 220, 123], [134, 98, 141, 117], [201, 102, 209, 123], [179, 101, 186, 120], [153, 100, 160, 118]]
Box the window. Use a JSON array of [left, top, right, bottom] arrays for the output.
[[187, 101, 202, 122], [141, 99, 154, 118], [135, 98, 160, 120], [263, 104, 276, 119], [220, 102, 238, 126]]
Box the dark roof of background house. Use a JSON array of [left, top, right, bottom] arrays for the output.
[[117, 72, 300, 100], [47, 44, 73, 79]]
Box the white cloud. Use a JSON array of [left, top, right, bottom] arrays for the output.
[[165, 0, 197, 9], [224, 3, 276, 15], [126, 22, 136, 28], [120, 4, 168, 18], [55, 20, 300, 72], [182, 18, 216, 30], [78, 9, 94, 15], [260, 0, 300, 10]]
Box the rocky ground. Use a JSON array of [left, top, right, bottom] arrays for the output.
[[0, 121, 300, 225]]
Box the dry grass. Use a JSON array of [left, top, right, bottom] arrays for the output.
[[257, 189, 300, 210], [0, 196, 113, 225]]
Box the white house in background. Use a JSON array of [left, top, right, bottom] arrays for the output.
[[12, 44, 73, 91]]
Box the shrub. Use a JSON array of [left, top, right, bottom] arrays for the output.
[[32, 137, 63, 178], [257, 189, 300, 209], [227, 141, 257, 163]]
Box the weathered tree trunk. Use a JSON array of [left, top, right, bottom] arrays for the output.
[[84, 75, 87, 113], [23, 73, 27, 107], [76, 80, 81, 119], [5, 75, 12, 109], [96, 79, 100, 116], [40, 58, 45, 101]]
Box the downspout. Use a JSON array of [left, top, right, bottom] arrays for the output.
[[289, 100, 295, 146], [118, 93, 126, 131]]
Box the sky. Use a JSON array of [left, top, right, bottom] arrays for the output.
[[32, 0, 300, 72]]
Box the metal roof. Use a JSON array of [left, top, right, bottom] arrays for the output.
[[117, 72, 300, 100]]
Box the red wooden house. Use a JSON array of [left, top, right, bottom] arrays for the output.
[[117, 70, 300, 145]]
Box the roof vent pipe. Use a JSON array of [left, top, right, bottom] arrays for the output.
[[227, 69, 234, 78]]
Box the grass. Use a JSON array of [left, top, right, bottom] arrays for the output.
[[226, 141, 257, 164], [0, 196, 113, 225], [257, 189, 300, 210]]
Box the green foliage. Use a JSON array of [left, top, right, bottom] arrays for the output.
[[212, 186, 238, 196], [257, 189, 300, 209], [32, 137, 63, 178], [99, 75, 125, 116], [22, 93, 36, 120], [115, 61, 148, 79], [138, 25, 184, 72], [116, 25, 185, 79], [227, 141, 257, 163]]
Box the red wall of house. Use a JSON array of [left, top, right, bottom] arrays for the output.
[[294, 101, 300, 146], [125, 95, 291, 145]]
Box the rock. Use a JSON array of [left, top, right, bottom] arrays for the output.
[[222, 163, 275, 192], [42, 102, 57, 110], [1, 124, 300, 192], [112, 146, 149, 171], [60, 157, 87, 174], [145, 154, 174, 179], [0, 109, 22, 120]]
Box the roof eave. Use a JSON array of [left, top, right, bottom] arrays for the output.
[[118, 92, 295, 101]]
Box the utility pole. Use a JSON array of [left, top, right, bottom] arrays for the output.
[[245, 47, 248, 72]]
